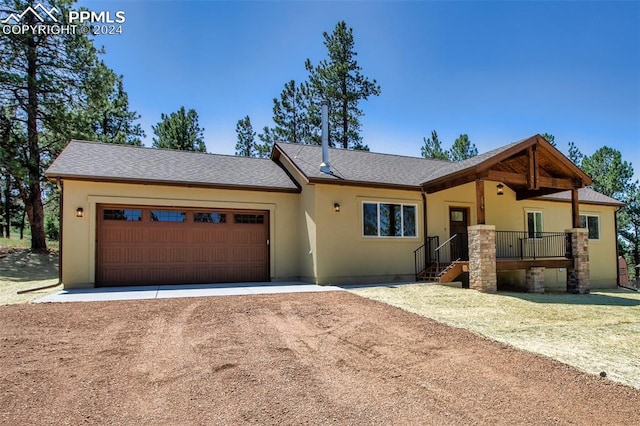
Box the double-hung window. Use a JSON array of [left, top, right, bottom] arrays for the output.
[[363, 202, 417, 237], [579, 214, 600, 240], [526, 211, 543, 238]]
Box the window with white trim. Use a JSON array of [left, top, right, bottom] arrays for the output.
[[526, 211, 543, 238], [363, 202, 417, 237], [579, 214, 600, 240]]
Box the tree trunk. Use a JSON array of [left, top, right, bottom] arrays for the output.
[[341, 78, 348, 149], [20, 206, 26, 240], [25, 17, 47, 252], [635, 225, 639, 282], [3, 174, 9, 238]]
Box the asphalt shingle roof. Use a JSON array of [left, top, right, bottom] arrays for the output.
[[274, 142, 454, 188], [46, 139, 621, 206], [274, 141, 620, 206], [537, 187, 624, 206], [45, 140, 300, 192]]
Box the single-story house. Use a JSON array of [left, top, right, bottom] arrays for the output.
[[45, 133, 623, 293]]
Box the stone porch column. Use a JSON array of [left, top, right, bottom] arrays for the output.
[[526, 267, 545, 293], [566, 228, 590, 294], [468, 224, 496, 293]]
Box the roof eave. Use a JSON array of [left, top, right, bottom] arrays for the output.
[[308, 176, 421, 191], [45, 174, 301, 194]]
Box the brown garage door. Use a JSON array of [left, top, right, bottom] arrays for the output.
[[97, 205, 269, 286]]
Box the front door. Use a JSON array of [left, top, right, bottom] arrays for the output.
[[449, 207, 469, 261]]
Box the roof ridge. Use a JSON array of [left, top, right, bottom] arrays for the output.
[[275, 141, 453, 164]]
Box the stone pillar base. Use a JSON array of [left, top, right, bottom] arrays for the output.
[[526, 267, 545, 293], [468, 225, 497, 293], [566, 228, 590, 294]]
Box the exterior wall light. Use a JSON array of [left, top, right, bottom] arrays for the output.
[[496, 183, 504, 196], [334, 203, 340, 213], [76, 207, 84, 218]]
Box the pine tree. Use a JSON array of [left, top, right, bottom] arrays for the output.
[[272, 80, 313, 144], [449, 134, 478, 161], [567, 141, 583, 165], [235, 116, 257, 157], [83, 62, 145, 145], [581, 146, 634, 199], [541, 133, 556, 147], [152, 107, 206, 152], [305, 21, 381, 149], [420, 130, 449, 160], [0, 0, 101, 251]]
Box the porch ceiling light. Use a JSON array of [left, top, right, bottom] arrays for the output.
[[496, 183, 504, 196], [334, 203, 340, 213], [76, 207, 84, 218]]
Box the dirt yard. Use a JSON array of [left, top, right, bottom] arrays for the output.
[[1, 292, 639, 425]]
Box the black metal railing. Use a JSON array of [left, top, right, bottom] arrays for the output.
[[495, 231, 571, 260], [414, 236, 439, 280]]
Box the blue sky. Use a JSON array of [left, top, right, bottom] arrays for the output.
[[78, 0, 639, 176]]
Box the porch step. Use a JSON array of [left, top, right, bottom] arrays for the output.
[[417, 260, 468, 283], [438, 261, 468, 283]]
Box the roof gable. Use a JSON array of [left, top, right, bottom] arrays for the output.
[[421, 135, 593, 199]]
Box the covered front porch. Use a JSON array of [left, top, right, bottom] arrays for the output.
[[416, 135, 593, 294]]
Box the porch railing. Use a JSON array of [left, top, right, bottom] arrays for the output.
[[415, 231, 573, 279], [495, 231, 571, 260], [414, 236, 439, 280]]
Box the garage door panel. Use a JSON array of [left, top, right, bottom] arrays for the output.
[[101, 267, 146, 285], [100, 247, 144, 264], [191, 246, 228, 263], [97, 206, 269, 286]]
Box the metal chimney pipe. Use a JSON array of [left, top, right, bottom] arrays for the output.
[[320, 101, 330, 174]]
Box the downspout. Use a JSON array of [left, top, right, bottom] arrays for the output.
[[421, 189, 427, 240], [422, 189, 428, 265], [17, 177, 63, 294]]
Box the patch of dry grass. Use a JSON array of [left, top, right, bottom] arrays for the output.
[[0, 236, 59, 251], [0, 249, 61, 305], [350, 284, 640, 389]]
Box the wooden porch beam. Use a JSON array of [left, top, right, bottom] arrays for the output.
[[486, 170, 527, 186], [497, 259, 573, 271], [423, 174, 478, 194], [571, 188, 580, 228], [537, 176, 575, 189], [486, 170, 575, 190], [476, 179, 485, 224], [515, 188, 568, 200], [528, 146, 539, 190]]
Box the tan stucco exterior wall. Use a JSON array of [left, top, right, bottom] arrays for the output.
[[311, 184, 423, 285], [60, 176, 619, 290], [422, 181, 617, 289], [60, 180, 300, 288]]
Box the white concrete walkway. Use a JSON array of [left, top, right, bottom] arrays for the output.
[[34, 282, 344, 303]]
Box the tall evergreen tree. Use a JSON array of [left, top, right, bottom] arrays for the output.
[[567, 141, 583, 165], [152, 107, 206, 152], [449, 134, 478, 161], [540, 133, 556, 147], [257, 126, 276, 158], [420, 130, 449, 160], [581, 146, 634, 199], [82, 62, 145, 145], [305, 21, 381, 150], [272, 80, 314, 144], [0, 0, 101, 251], [235, 116, 257, 157], [619, 183, 640, 281]]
